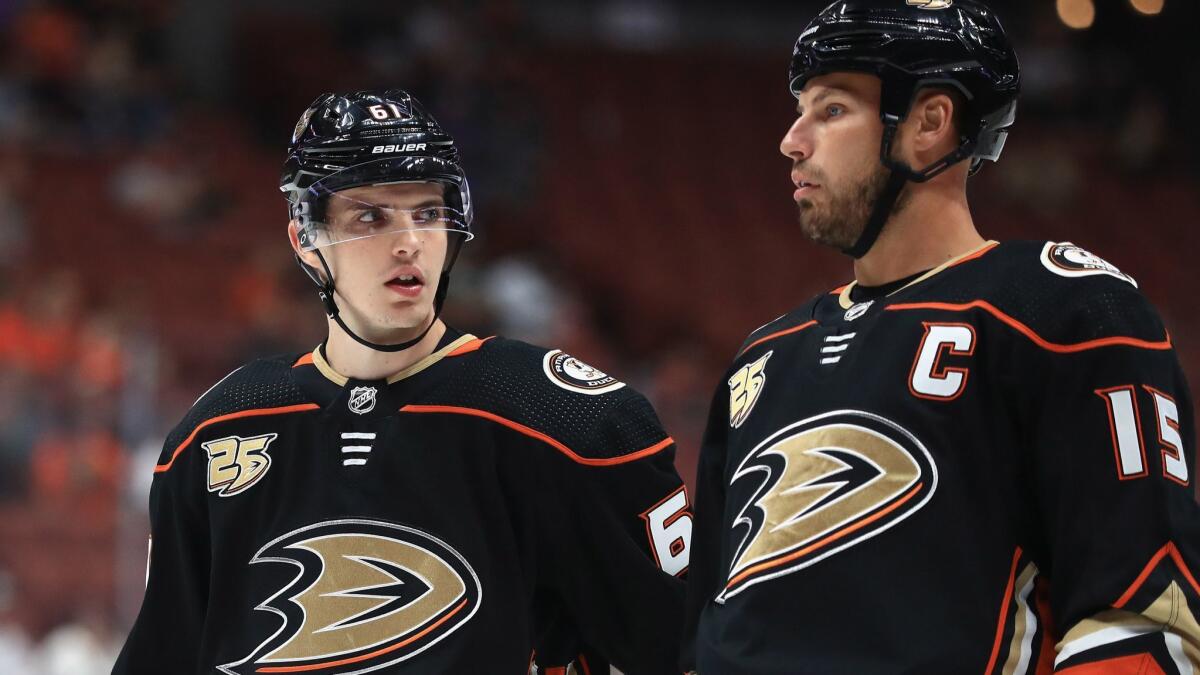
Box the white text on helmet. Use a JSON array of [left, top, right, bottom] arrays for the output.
[[371, 144, 427, 154]]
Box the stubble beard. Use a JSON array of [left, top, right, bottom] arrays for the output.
[[796, 162, 894, 251]]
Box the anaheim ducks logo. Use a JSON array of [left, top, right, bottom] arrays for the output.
[[728, 351, 772, 429], [720, 410, 937, 602], [907, 0, 954, 8], [220, 519, 481, 675]]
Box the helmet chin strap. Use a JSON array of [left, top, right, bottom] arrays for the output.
[[842, 114, 978, 260], [295, 250, 450, 353]]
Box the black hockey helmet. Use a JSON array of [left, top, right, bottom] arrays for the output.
[[280, 89, 473, 248], [789, 0, 1020, 257], [280, 89, 474, 353]]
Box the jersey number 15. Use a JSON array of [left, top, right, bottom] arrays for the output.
[[1096, 385, 1187, 486]]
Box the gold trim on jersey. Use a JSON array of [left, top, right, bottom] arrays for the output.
[[837, 240, 1000, 310], [1000, 562, 1040, 675], [1056, 585, 1200, 666], [309, 334, 477, 386]]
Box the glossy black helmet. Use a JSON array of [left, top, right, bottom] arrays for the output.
[[279, 89, 473, 243], [279, 90, 474, 353], [790, 0, 1020, 175]]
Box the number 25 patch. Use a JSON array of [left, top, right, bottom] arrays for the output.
[[729, 351, 772, 429], [204, 433, 277, 497]]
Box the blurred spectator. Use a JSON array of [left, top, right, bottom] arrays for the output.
[[0, 154, 31, 271], [1116, 88, 1170, 175], [0, 619, 37, 674], [111, 144, 223, 238], [34, 608, 120, 675], [479, 255, 565, 344]]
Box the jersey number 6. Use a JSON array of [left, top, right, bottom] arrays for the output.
[[640, 486, 692, 577]]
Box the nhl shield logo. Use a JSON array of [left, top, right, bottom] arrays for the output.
[[348, 386, 378, 415], [844, 300, 874, 322]]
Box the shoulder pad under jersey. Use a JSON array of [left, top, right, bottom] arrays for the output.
[[414, 338, 672, 463], [936, 240, 1170, 349], [157, 354, 313, 470]]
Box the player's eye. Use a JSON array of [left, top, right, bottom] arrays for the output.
[[827, 104, 845, 117], [412, 207, 442, 225], [356, 208, 384, 224]]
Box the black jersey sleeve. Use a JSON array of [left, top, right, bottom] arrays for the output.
[[1018, 276, 1200, 672], [112, 409, 215, 674], [679, 374, 731, 674], [536, 392, 690, 675], [113, 357, 310, 675]]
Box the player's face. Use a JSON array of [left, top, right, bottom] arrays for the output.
[[314, 182, 449, 339], [780, 72, 894, 250]]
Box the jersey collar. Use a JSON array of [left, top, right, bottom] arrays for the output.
[[837, 240, 999, 310]]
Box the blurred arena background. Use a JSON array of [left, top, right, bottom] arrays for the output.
[[0, 0, 1197, 671]]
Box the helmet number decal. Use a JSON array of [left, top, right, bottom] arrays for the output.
[[368, 103, 411, 121]]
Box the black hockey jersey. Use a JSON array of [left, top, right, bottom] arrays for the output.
[[683, 241, 1200, 674], [113, 331, 691, 675]]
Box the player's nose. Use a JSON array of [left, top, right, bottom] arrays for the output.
[[389, 227, 422, 258], [780, 116, 812, 161]]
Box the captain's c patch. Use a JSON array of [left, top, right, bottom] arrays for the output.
[[729, 351, 772, 429], [204, 433, 277, 497]]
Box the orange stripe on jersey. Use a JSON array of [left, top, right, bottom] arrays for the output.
[[725, 481, 923, 591], [292, 353, 315, 367], [739, 321, 818, 356], [886, 301, 1172, 353], [447, 336, 495, 357], [577, 653, 592, 675], [257, 598, 468, 673], [1116, 542, 1200, 609], [155, 403, 320, 473], [1033, 578, 1057, 675], [1117, 544, 1174, 608], [984, 547, 1023, 675], [542, 669, 566, 675], [400, 404, 674, 466], [1056, 654, 1167, 675], [947, 240, 999, 269]]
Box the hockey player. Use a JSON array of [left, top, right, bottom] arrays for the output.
[[113, 90, 690, 674], [683, 1, 1199, 673]]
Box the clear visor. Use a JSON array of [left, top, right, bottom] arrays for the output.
[[293, 157, 473, 252], [296, 191, 471, 251]]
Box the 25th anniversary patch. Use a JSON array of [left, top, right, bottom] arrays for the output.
[[542, 350, 625, 396]]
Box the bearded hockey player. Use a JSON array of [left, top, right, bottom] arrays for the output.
[[682, 2, 1199, 673], [113, 90, 690, 675]]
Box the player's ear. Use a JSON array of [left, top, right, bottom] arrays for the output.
[[287, 219, 322, 270], [908, 89, 958, 155]]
